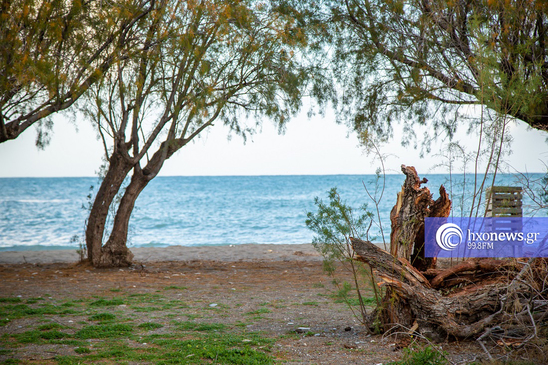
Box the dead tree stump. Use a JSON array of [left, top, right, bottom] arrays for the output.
[[351, 165, 546, 347]]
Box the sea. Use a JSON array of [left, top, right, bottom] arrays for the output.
[[0, 174, 545, 251]]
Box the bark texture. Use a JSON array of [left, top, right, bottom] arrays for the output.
[[85, 152, 133, 266], [352, 237, 512, 341], [94, 144, 169, 267]]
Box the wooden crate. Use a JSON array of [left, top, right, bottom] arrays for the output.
[[485, 186, 523, 217], [485, 186, 523, 256]]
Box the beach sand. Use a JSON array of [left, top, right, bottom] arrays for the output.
[[0, 243, 322, 265]]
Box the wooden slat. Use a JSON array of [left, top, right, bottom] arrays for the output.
[[490, 186, 523, 193], [485, 186, 523, 218]]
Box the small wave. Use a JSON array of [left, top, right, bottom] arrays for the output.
[[12, 199, 70, 204]]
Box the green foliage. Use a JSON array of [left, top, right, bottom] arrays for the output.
[[0, 298, 21, 303], [306, 187, 379, 327], [306, 187, 373, 263], [326, 0, 548, 152], [389, 345, 448, 365], [0, 0, 155, 144]]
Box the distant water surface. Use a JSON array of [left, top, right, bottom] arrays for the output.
[[0, 174, 544, 251]]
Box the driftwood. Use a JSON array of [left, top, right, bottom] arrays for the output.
[[351, 238, 509, 340], [350, 165, 546, 347]]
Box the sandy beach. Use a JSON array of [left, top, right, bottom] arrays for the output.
[[0, 243, 322, 265]]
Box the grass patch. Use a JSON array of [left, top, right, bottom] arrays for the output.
[[89, 298, 124, 307], [246, 308, 272, 315], [74, 347, 91, 354], [388, 345, 448, 365], [302, 301, 320, 306], [175, 321, 226, 332], [0, 297, 21, 303], [1, 359, 21, 365], [37, 322, 65, 331], [0, 303, 70, 320], [1, 291, 277, 365], [164, 285, 187, 290], [88, 312, 116, 321], [12, 329, 68, 344], [132, 306, 162, 312], [138, 322, 164, 330], [75, 323, 133, 339]]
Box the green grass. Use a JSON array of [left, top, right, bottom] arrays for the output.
[[89, 298, 124, 307], [164, 285, 187, 290], [389, 345, 448, 365], [0, 290, 276, 365], [88, 312, 116, 321], [75, 323, 134, 339], [245, 308, 272, 315], [37, 322, 66, 331], [132, 306, 162, 312], [11, 329, 68, 344], [138, 322, 164, 330], [0, 303, 77, 321], [0, 297, 22, 303], [175, 321, 226, 332]]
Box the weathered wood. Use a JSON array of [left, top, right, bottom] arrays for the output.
[[389, 165, 432, 262], [486, 186, 523, 217], [389, 165, 452, 272], [411, 185, 452, 271], [429, 258, 520, 288], [351, 237, 508, 340]]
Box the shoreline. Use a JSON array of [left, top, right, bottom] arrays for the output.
[[0, 243, 322, 265]]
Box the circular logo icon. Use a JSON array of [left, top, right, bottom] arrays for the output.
[[435, 223, 463, 251]]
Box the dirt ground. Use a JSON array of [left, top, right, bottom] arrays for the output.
[[0, 259, 513, 364]]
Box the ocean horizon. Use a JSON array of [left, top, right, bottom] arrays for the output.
[[1, 173, 545, 251]]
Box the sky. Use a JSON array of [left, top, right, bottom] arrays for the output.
[[0, 107, 547, 177]]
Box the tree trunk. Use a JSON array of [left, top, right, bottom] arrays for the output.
[[96, 170, 150, 267], [85, 151, 133, 266], [377, 165, 452, 332], [95, 146, 169, 267]]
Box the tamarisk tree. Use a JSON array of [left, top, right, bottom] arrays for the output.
[[0, 0, 155, 145], [328, 0, 548, 143], [83, 0, 321, 267]]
